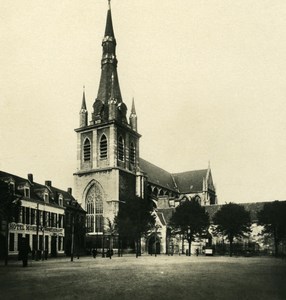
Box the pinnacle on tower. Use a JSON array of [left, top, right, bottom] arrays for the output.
[[129, 98, 138, 132], [79, 86, 88, 127], [81, 85, 87, 110]]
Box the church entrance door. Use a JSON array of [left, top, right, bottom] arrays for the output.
[[148, 234, 160, 255]]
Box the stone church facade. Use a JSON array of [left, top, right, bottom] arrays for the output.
[[73, 4, 217, 254]]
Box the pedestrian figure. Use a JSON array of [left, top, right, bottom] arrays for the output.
[[92, 248, 97, 259], [196, 248, 199, 257], [18, 237, 31, 267]]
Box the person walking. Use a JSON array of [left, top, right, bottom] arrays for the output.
[[19, 237, 31, 267], [92, 248, 97, 259]]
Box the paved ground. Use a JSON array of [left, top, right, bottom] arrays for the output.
[[0, 255, 285, 300]]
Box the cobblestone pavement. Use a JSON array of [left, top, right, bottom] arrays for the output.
[[0, 255, 285, 300]]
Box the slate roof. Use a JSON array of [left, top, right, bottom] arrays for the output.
[[139, 158, 177, 191], [139, 158, 210, 195], [0, 170, 84, 211], [172, 169, 208, 193]]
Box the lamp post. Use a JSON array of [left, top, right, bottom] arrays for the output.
[[70, 214, 74, 262], [36, 203, 40, 261]]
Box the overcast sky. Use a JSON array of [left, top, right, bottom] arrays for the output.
[[1, 0, 286, 204]]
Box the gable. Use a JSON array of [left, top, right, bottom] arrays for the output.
[[172, 169, 208, 193]]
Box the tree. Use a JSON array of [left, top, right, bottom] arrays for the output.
[[0, 180, 22, 265], [114, 195, 155, 257], [170, 199, 210, 256], [258, 201, 286, 257], [213, 203, 251, 256]]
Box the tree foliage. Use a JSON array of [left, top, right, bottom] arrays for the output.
[[213, 203, 251, 256], [114, 195, 155, 257], [0, 180, 21, 221], [170, 199, 210, 256], [0, 180, 22, 265], [258, 201, 286, 257]]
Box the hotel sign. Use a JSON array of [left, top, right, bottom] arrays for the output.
[[9, 222, 64, 234]]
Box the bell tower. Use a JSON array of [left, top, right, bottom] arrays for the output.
[[73, 2, 143, 236]]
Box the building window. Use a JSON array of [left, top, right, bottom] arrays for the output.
[[9, 233, 15, 251], [86, 183, 104, 233], [31, 209, 36, 225], [118, 136, 124, 161], [130, 142, 136, 165], [100, 134, 108, 159], [83, 138, 91, 161], [58, 195, 63, 206], [25, 208, 30, 224], [44, 193, 49, 202], [58, 237, 62, 251], [24, 187, 30, 198]]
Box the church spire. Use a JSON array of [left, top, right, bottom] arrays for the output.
[[92, 1, 126, 124], [79, 86, 88, 127], [129, 98, 138, 132]]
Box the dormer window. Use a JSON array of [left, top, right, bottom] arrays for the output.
[[9, 181, 15, 194], [44, 193, 49, 202], [83, 138, 91, 161], [24, 187, 30, 198], [58, 194, 63, 206], [118, 136, 124, 161], [100, 134, 108, 159]]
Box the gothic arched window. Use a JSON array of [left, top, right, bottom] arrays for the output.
[[130, 142, 135, 165], [85, 183, 104, 233], [83, 138, 91, 161], [100, 134, 108, 160], [118, 136, 124, 161]]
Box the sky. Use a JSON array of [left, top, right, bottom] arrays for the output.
[[1, 0, 286, 204]]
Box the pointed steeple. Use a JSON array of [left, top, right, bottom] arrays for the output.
[[129, 98, 138, 132], [131, 98, 136, 114], [81, 85, 87, 110], [92, 1, 125, 124], [79, 86, 88, 127]]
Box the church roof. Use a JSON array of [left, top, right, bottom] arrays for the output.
[[139, 158, 177, 191], [172, 169, 208, 193]]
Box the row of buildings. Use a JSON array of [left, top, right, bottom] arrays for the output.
[[0, 171, 85, 259]]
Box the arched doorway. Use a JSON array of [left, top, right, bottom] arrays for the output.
[[147, 234, 160, 255]]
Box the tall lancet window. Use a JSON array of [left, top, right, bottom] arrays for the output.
[[130, 142, 136, 165], [86, 195, 94, 232], [100, 134, 108, 159], [85, 183, 104, 233], [118, 136, 124, 161], [83, 138, 91, 161]]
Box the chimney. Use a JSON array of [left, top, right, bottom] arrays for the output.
[[45, 180, 52, 187], [28, 173, 33, 183], [67, 187, 72, 195]]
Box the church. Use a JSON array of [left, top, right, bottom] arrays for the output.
[[73, 2, 217, 255]]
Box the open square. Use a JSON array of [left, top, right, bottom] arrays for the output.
[[1, 255, 285, 300]]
